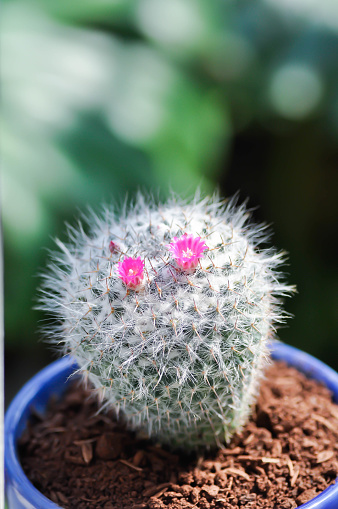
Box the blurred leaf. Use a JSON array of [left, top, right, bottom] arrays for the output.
[[33, 0, 133, 23]]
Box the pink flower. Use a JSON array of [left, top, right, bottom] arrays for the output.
[[167, 234, 208, 272], [117, 257, 145, 290], [109, 241, 119, 254]]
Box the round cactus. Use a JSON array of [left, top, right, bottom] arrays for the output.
[[39, 193, 294, 449]]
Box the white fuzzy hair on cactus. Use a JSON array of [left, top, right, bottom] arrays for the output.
[[39, 192, 295, 449]]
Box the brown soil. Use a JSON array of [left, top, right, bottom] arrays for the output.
[[19, 361, 338, 509]]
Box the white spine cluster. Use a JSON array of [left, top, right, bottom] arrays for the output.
[[40, 193, 294, 449]]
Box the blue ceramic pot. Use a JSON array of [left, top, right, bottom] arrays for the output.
[[5, 343, 338, 509]]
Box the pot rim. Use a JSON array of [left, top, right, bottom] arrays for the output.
[[5, 343, 338, 509]]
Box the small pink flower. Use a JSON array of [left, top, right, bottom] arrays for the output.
[[109, 241, 119, 254], [117, 256, 145, 290], [167, 234, 208, 272]]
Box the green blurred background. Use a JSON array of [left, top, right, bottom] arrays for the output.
[[3, 0, 338, 406]]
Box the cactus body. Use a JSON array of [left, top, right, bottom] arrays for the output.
[[40, 194, 294, 449]]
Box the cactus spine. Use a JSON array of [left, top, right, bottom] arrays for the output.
[[40, 193, 294, 449]]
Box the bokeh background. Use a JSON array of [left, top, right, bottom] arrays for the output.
[[3, 0, 338, 406]]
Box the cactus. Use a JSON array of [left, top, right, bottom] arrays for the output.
[[39, 193, 294, 449]]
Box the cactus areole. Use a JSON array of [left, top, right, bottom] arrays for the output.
[[39, 194, 294, 449]]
